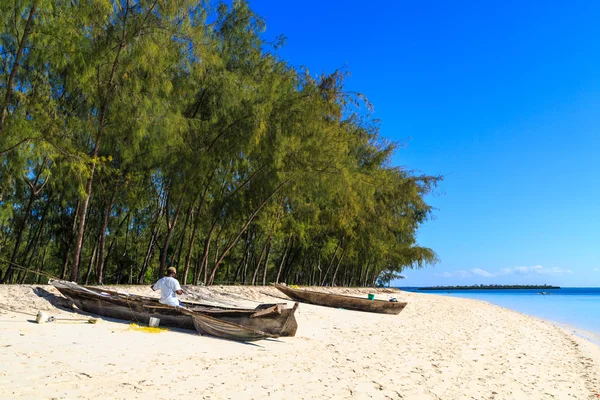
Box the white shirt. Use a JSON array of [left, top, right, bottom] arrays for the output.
[[152, 277, 182, 307]]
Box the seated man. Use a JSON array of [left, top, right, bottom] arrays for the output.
[[152, 267, 183, 307]]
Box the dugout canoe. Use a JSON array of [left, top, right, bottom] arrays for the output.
[[273, 284, 407, 315], [51, 280, 298, 340]]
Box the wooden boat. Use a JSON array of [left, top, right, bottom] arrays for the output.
[[273, 284, 407, 315], [51, 280, 298, 341]]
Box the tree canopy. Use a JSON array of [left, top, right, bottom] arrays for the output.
[[0, 0, 441, 286]]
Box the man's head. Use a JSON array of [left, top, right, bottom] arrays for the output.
[[167, 267, 177, 277]]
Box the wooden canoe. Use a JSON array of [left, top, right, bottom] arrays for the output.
[[51, 280, 298, 340], [82, 284, 298, 337], [273, 284, 407, 315]]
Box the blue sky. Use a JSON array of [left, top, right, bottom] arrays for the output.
[[249, 0, 600, 286]]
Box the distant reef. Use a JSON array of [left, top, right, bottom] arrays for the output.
[[418, 285, 560, 290]]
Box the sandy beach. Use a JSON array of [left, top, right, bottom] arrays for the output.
[[1, 285, 599, 400]]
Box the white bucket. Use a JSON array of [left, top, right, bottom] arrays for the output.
[[36, 311, 47, 324], [149, 317, 160, 327]]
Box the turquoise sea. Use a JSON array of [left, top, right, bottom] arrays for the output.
[[398, 287, 600, 340]]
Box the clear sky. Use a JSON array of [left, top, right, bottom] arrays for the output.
[[249, 0, 600, 287]]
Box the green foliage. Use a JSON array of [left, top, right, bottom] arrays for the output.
[[376, 270, 405, 288], [0, 0, 441, 286]]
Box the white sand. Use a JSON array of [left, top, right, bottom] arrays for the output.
[[1, 285, 599, 400]]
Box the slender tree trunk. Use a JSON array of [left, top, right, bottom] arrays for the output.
[[282, 245, 301, 284], [208, 181, 289, 285], [193, 257, 201, 285], [36, 240, 50, 284], [116, 214, 131, 284], [22, 193, 51, 264], [197, 222, 216, 285], [311, 255, 318, 286], [61, 199, 79, 280], [171, 204, 192, 268], [137, 203, 165, 283], [211, 238, 220, 282], [16, 215, 38, 284], [202, 246, 210, 284], [101, 212, 130, 283], [182, 209, 199, 285], [19, 195, 51, 284], [275, 235, 292, 284], [84, 239, 99, 285], [2, 197, 34, 283], [182, 175, 212, 284], [320, 241, 341, 286], [371, 267, 379, 287], [159, 193, 184, 278], [70, 137, 101, 282], [96, 187, 116, 284], [331, 246, 347, 286], [0, 1, 38, 133], [251, 241, 267, 285], [262, 241, 272, 286], [2, 187, 38, 283], [317, 254, 322, 286], [8, 160, 50, 283], [233, 232, 250, 284]]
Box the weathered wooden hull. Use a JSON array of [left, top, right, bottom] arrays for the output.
[[52, 281, 298, 339], [274, 285, 407, 315]]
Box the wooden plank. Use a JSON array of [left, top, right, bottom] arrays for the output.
[[249, 304, 281, 318]]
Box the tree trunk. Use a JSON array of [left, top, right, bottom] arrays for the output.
[[159, 192, 184, 278], [84, 239, 99, 285], [101, 212, 130, 283], [282, 245, 301, 284], [182, 209, 199, 285], [137, 201, 165, 283], [70, 134, 101, 282], [262, 241, 272, 286], [1, 196, 34, 283], [19, 194, 52, 284], [196, 222, 216, 285], [331, 246, 347, 286], [371, 268, 379, 287], [275, 235, 292, 284], [36, 240, 50, 284], [96, 187, 117, 284], [211, 238, 220, 282], [61, 199, 79, 280], [193, 257, 201, 285], [250, 241, 268, 285], [320, 241, 341, 286], [116, 214, 131, 284], [1, 162, 46, 283], [171, 204, 193, 268], [207, 181, 288, 285], [233, 232, 250, 284]]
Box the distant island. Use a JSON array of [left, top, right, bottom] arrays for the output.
[[418, 285, 560, 290]]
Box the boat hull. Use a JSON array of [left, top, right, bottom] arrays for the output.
[[52, 282, 298, 338], [274, 285, 406, 315]]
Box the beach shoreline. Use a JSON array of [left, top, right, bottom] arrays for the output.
[[1, 285, 599, 399], [420, 293, 600, 348]]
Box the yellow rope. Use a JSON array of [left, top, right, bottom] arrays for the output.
[[128, 323, 167, 334]]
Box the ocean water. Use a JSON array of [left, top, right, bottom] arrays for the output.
[[398, 287, 600, 337]]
